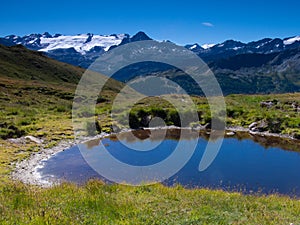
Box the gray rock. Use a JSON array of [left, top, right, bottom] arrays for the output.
[[249, 122, 258, 130], [260, 101, 274, 108], [256, 120, 269, 132], [226, 131, 235, 136], [25, 136, 43, 144]]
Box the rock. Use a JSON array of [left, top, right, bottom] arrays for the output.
[[292, 102, 298, 109], [256, 120, 269, 132], [8, 137, 25, 144], [249, 120, 269, 132], [292, 102, 300, 112], [260, 101, 275, 108], [25, 136, 43, 144], [111, 125, 121, 133], [226, 131, 235, 136], [140, 115, 152, 127], [192, 123, 209, 130], [249, 122, 258, 130], [249, 130, 258, 135]]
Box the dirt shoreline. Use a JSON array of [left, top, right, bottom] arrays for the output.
[[11, 134, 109, 187], [10, 126, 298, 187]]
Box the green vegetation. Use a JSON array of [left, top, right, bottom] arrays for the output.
[[0, 44, 300, 224], [99, 93, 299, 138], [225, 93, 300, 137], [0, 181, 299, 224], [0, 45, 83, 83]]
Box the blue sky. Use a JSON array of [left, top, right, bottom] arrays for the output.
[[1, 0, 300, 45]]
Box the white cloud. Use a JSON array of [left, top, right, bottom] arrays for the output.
[[202, 22, 214, 27]]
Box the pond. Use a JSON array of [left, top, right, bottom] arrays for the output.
[[38, 129, 300, 197]]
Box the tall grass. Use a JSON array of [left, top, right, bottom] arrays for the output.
[[1, 181, 300, 224]]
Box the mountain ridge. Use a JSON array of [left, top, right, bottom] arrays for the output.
[[1, 32, 300, 95], [2, 32, 300, 63]]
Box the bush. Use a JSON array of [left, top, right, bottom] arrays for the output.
[[129, 112, 140, 129], [167, 110, 180, 127], [151, 108, 167, 120], [0, 125, 25, 139]]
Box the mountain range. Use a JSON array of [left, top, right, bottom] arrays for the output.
[[2, 31, 300, 65], [1, 31, 300, 95]]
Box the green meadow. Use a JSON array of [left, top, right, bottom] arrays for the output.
[[0, 45, 300, 224]]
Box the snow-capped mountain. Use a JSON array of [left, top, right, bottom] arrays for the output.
[[201, 43, 216, 49], [1, 31, 152, 68], [187, 36, 300, 62], [3, 32, 127, 54], [1, 31, 300, 95], [39, 33, 126, 53], [284, 36, 300, 45], [1, 31, 300, 68]]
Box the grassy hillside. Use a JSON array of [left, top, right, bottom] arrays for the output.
[[0, 44, 124, 179], [0, 44, 84, 83], [0, 43, 125, 138]]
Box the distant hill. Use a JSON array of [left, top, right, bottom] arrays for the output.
[[110, 47, 300, 95]]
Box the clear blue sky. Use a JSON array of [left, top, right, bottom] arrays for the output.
[[1, 0, 300, 45]]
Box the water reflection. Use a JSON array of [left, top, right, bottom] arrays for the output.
[[39, 129, 300, 197]]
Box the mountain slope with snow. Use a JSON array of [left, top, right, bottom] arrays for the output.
[[1, 31, 300, 70], [3, 32, 127, 54], [0, 31, 300, 95], [1, 31, 155, 68], [283, 36, 300, 45], [39, 33, 126, 53]]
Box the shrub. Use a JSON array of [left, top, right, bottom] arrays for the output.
[[129, 112, 140, 129], [167, 110, 180, 127]]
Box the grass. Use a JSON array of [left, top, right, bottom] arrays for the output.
[[0, 77, 299, 223], [1, 180, 300, 224], [102, 92, 300, 138], [0, 44, 83, 83], [225, 93, 300, 136]]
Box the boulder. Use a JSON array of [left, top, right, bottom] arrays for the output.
[[248, 120, 269, 132], [25, 136, 43, 144], [226, 131, 235, 136], [140, 115, 152, 127], [260, 101, 274, 108], [256, 120, 269, 132], [249, 122, 258, 130]]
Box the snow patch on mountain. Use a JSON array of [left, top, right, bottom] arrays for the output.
[[233, 47, 241, 50], [255, 39, 273, 49], [190, 44, 198, 50], [39, 34, 126, 54], [284, 36, 300, 45], [201, 43, 215, 49]]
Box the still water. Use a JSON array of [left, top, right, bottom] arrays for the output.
[[39, 129, 300, 197]]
